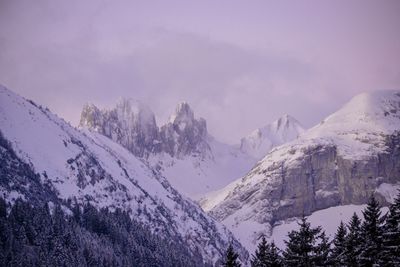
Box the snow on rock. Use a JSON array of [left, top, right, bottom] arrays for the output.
[[207, 90, 400, 251], [80, 98, 159, 158], [0, 84, 248, 264], [81, 99, 258, 199], [240, 114, 305, 160], [375, 183, 400, 203], [159, 102, 210, 159]]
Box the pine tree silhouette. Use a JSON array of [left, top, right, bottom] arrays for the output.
[[223, 244, 241, 267], [359, 195, 384, 266]]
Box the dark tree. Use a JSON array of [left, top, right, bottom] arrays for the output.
[[380, 191, 400, 266], [283, 215, 325, 267], [344, 213, 362, 267], [314, 231, 330, 266], [251, 236, 269, 267], [0, 197, 205, 267], [223, 244, 241, 267], [330, 221, 347, 266], [359, 195, 384, 266], [251, 236, 282, 267]]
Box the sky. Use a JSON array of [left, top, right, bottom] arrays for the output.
[[0, 0, 399, 144]]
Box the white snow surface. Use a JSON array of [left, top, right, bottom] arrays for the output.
[[375, 183, 400, 203], [148, 114, 304, 200], [240, 114, 305, 160], [269, 204, 389, 251], [149, 136, 256, 200], [0, 85, 246, 263], [226, 204, 389, 253]]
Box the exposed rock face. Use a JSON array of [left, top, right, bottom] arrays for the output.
[[249, 132, 400, 224], [160, 102, 210, 158], [80, 99, 159, 158], [80, 100, 210, 159], [206, 90, 400, 248]]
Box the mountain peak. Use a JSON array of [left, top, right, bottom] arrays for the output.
[[306, 90, 400, 140], [169, 101, 195, 124], [274, 114, 302, 129], [240, 114, 305, 159], [114, 98, 157, 129], [161, 101, 210, 158]]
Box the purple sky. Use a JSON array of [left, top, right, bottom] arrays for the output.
[[0, 0, 399, 143]]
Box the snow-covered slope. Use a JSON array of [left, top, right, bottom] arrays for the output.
[[206, 90, 400, 250], [148, 136, 255, 199], [81, 100, 257, 199], [0, 85, 248, 264], [231, 203, 390, 253], [240, 115, 305, 160]]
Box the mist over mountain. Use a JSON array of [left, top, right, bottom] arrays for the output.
[[79, 99, 304, 199]]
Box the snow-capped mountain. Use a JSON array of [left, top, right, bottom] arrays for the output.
[[0, 85, 248, 264], [204, 90, 400, 251], [80, 100, 257, 199], [240, 114, 305, 160]]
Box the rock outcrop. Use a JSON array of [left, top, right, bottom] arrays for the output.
[[80, 100, 210, 159], [160, 102, 210, 158], [80, 99, 159, 158], [205, 90, 400, 248]]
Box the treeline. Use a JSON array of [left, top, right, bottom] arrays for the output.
[[0, 198, 207, 267], [223, 193, 400, 267]]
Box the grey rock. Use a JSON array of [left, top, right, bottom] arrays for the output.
[[80, 100, 211, 159]]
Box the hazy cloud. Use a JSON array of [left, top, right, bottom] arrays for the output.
[[0, 0, 399, 143]]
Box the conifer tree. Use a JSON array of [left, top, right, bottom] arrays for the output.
[[223, 244, 241, 267], [344, 213, 362, 267], [380, 191, 400, 266], [330, 221, 347, 266], [266, 241, 283, 267], [283, 215, 322, 267], [359, 195, 383, 266], [251, 236, 283, 267], [251, 236, 269, 267], [314, 231, 331, 266]]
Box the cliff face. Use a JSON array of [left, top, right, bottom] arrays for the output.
[[159, 102, 210, 159], [263, 132, 400, 223], [80, 100, 209, 159], [80, 99, 160, 158], [205, 90, 400, 248]]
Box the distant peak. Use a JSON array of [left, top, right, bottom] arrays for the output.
[[169, 101, 194, 123], [82, 102, 99, 111], [272, 114, 303, 130]]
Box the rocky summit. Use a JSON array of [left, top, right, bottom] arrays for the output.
[[80, 100, 210, 159], [205, 90, 400, 249]]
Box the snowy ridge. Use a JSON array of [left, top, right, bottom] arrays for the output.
[[0, 85, 248, 264], [206, 90, 400, 251], [81, 99, 259, 199], [240, 114, 305, 159]]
